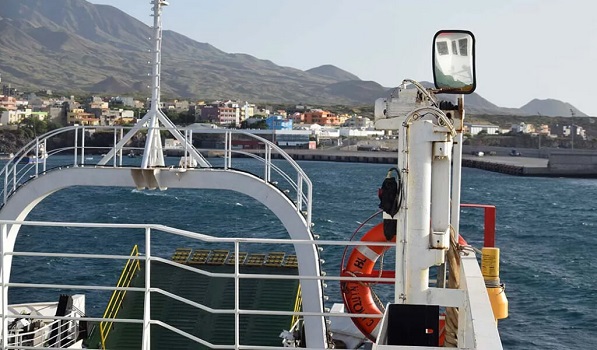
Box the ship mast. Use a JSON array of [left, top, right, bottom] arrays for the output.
[[97, 0, 209, 169], [143, 0, 168, 168]]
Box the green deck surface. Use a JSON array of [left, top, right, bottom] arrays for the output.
[[88, 260, 299, 349]]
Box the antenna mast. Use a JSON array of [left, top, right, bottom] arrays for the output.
[[97, 0, 210, 169], [142, 0, 169, 168]]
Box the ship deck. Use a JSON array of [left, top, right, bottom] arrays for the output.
[[87, 250, 300, 349]]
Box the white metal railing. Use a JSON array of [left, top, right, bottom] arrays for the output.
[[0, 126, 312, 227], [0, 219, 501, 350], [5, 309, 81, 348], [0, 220, 405, 350]]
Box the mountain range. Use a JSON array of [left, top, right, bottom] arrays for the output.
[[0, 0, 588, 117]]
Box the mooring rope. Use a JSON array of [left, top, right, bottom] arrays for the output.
[[445, 226, 463, 347]]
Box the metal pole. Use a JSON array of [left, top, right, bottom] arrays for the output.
[[142, 227, 151, 349], [451, 96, 465, 238], [113, 128, 117, 168], [266, 145, 271, 182], [1, 223, 7, 350], [140, 0, 167, 169], [35, 138, 40, 175], [73, 127, 78, 167], [184, 128, 189, 168], [224, 132, 229, 170], [148, 1, 164, 113], [234, 241, 240, 350], [119, 128, 124, 167], [297, 174, 303, 212], [81, 127, 86, 166], [11, 165, 15, 193], [3, 170, 7, 204], [446, 98, 465, 290], [228, 131, 232, 169], [43, 140, 47, 173], [395, 122, 408, 303]]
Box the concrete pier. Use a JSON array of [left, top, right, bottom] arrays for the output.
[[461, 148, 597, 177], [461, 155, 548, 176], [288, 150, 597, 178], [198, 148, 597, 178], [273, 149, 398, 164]]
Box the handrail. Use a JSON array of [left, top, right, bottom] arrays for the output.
[[0, 219, 499, 349], [290, 284, 302, 328], [5, 310, 81, 348], [0, 126, 313, 228], [215, 129, 312, 225], [232, 149, 309, 206], [99, 245, 141, 349], [460, 203, 496, 247]]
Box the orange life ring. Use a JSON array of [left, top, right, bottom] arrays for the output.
[[340, 223, 394, 341], [341, 222, 469, 343]]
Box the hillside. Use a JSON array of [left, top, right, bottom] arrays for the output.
[[520, 99, 587, 117], [0, 0, 351, 104], [415, 82, 523, 116], [0, 0, 588, 116], [306, 65, 361, 82]]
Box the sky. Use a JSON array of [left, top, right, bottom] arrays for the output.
[[89, 0, 597, 116]]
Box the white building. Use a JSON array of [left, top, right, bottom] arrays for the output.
[[465, 123, 499, 136], [563, 125, 586, 140], [510, 122, 534, 134], [0, 109, 47, 126], [318, 127, 340, 138], [241, 102, 255, 121], [343, 115, 374, 129], [339, 128, 384, 138]]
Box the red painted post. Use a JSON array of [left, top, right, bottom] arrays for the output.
[[460, 204, 496, 247], [484, 206, 496, 247]]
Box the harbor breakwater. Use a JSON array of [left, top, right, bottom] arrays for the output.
[[216, 148, 597, 178], [274, 150, 539, 176]]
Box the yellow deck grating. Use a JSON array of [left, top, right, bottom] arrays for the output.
[[173, 249, 297, 268], [284, 255, 298, 268], [207, 250, 230, 265], [265, 252, 286, 267], [244, 253, 267, 266], [171, 248, 192, 263], [226, 252, 248, 266], [188, 249, 210, 265]]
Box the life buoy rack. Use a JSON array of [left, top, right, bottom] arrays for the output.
[[340, 222, 468, 343]]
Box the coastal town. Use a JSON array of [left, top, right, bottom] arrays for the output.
[[0, 76, 593, 155]]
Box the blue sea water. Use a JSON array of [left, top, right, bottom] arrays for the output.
[[3, 158, 597, 349]]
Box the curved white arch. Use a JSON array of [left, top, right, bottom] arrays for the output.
[[0, 167, 327, 347]]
